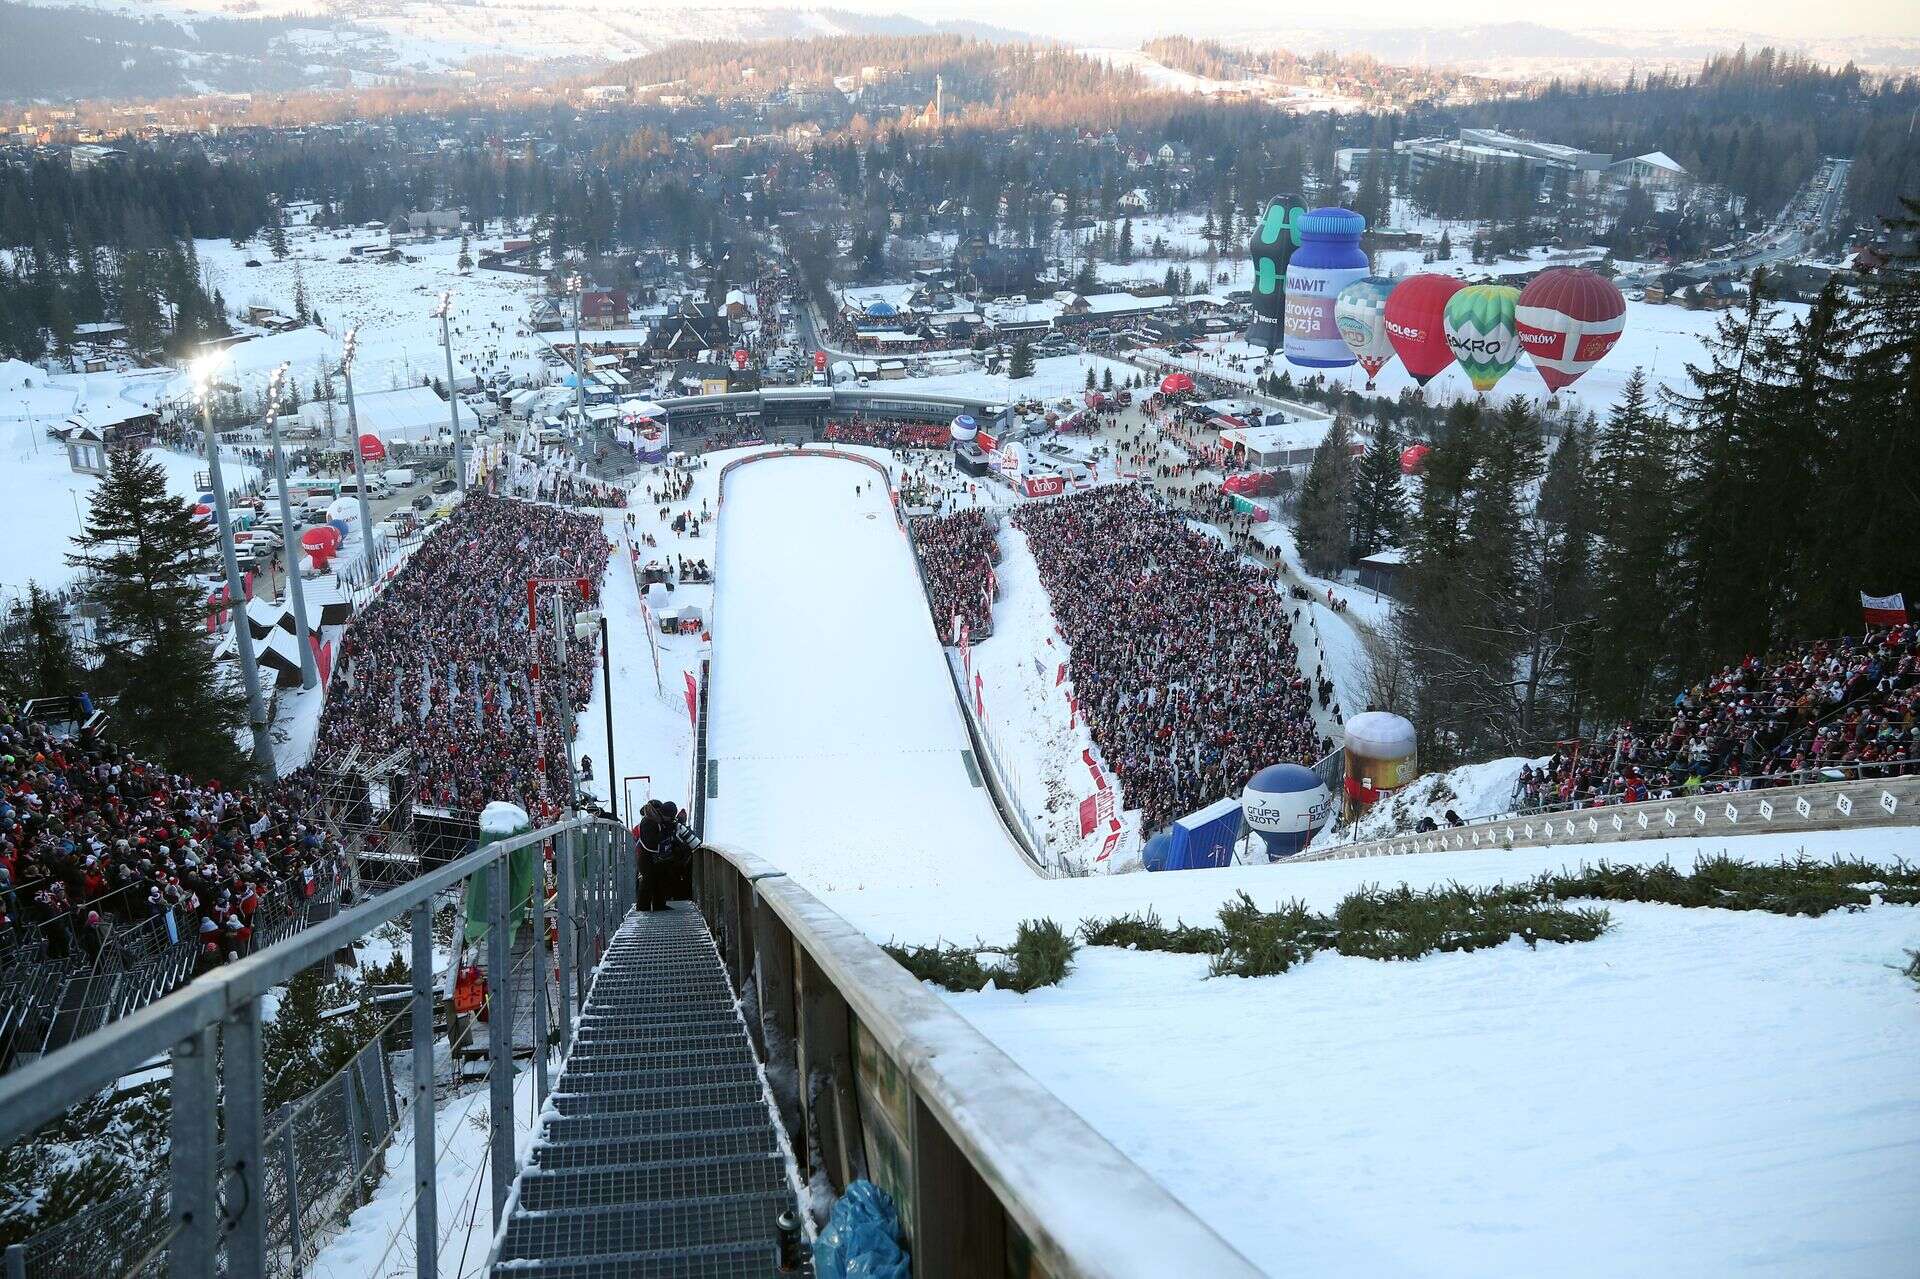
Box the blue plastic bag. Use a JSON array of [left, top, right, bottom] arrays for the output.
[[813, 1179, 910, 1279]]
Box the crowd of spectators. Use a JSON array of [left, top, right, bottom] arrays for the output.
[[822, 419, 952, 450], [1010, 485, 1329, 833], [314, 493, 609, 823], [1519, 626, 1920, 810], [0, 704, 343, 970], [913, 510, 998, 640]]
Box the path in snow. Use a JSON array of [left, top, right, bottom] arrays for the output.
[[704, 453, 1032, 898]]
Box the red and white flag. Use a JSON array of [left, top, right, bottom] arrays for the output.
[[1861, 592, 1908, 627]]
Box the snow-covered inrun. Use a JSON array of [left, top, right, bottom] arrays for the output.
[[704, 450, 1033, 897]]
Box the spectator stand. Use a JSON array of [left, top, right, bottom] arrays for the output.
[[1516, 626, 1920, 816]]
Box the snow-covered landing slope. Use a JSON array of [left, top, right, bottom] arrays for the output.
[[705, 453, 1033, 896], [834, 827, 1920, 1276]]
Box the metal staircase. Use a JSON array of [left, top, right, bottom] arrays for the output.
[[492, 904, 800, 1276]]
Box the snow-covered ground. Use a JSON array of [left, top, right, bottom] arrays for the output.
[[825, 827, 1920, 1277], [0, 424, 257, 593], [574, 503, 703, 823], [705, 449, 1034, 897], [193, 225, 546, 401], [1340, 755, 1546, 840], [866, 353, 1138, 407]]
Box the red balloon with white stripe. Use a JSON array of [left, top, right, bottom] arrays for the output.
[[1515, 268, 1627, 393]]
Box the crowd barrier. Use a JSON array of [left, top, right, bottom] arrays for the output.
[[1295, 773, 1920, 864]]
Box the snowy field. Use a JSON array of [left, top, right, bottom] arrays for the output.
[[869, 353, 1139, 406], [0, 424, 256, 593], [704, 450, 1034, 897], [193, 224, 545, 401], [826, 827, 1920, 1276]]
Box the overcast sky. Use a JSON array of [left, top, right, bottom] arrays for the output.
[[817, 0, 1916, 43]]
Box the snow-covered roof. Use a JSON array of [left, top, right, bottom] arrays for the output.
[[340, 384, 471, 442], [1220, 418, 1332, 458], [1632, 152, 1685, 174]]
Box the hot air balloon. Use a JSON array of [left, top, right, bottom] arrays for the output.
[[1383, 274, 1462, 389], [1283, 207, 1368, 368], [1335, 276, 1397, 388], [1516, 268, 1627, 395], [1246, 196, 1301, 351], [1443, 284, 1522, 394]]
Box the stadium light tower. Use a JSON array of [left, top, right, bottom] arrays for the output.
[[340, 326, 377, 574], [566, 274, 587, 462], [264, 362, 320, 689], [195, 358, 274, 777], [433, 291, 466, 494]]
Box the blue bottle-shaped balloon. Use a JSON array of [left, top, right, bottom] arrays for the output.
[[1283, 207, 1368, 368]]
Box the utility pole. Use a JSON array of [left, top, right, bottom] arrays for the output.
[[197, 364, 274, 777], [434, 291, 466, 494], [265, 362, 319, 689], [341, 326, 376, 574], [599, 612, 616, 828], [554, 585, 576, 817], [567, 273, 587, 470]]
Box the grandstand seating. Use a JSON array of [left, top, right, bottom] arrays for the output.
[[1519, 625, 1920, 810]]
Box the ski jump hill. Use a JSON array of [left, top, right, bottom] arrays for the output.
[[703, 448, 1036, 896]]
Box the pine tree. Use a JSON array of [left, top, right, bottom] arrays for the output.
[[1589, 370, 1683, 722], [457, 233, 474, 272], [1101, 366, 1114, 392], [1117, 217, 1133, 263], [1085, 366, 1096, 390], [1667, 273, 1781, 672], [1837, 199, 1920, 628], [7, 582, 83, 699], [1008, 338, 1035, 380], [266, 218, 289, 261], [1348, 424, 1408, 558], [68, 447, 247, 780], [1534, 415, 1600, 732], [1293, 416, 1356, 574], [291, 268, 309, 325]]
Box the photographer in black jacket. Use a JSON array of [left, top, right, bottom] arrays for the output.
[[633, 799, 696, 911]]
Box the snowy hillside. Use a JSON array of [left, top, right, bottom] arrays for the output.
[[1339, 756, 1545, 841]]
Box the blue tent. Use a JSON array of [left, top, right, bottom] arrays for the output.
[[866, 301, 898, 318], [1159, 796, 1243, 871]]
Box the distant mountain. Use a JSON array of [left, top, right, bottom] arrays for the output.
[[0, 0, 1041, 103], [1224, 21, 1920, 75]]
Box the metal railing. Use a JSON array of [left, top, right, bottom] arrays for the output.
[[0, 815, 633, 1279], [3, 863, 348, 1072], [1293, 773, 1920, 865], [9, 1027, 400, 1279], [691, 841, 1261, 1278], [1505, 755, 1920, 825]]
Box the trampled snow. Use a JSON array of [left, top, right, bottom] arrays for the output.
[[704, 450, 1034, 896]]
